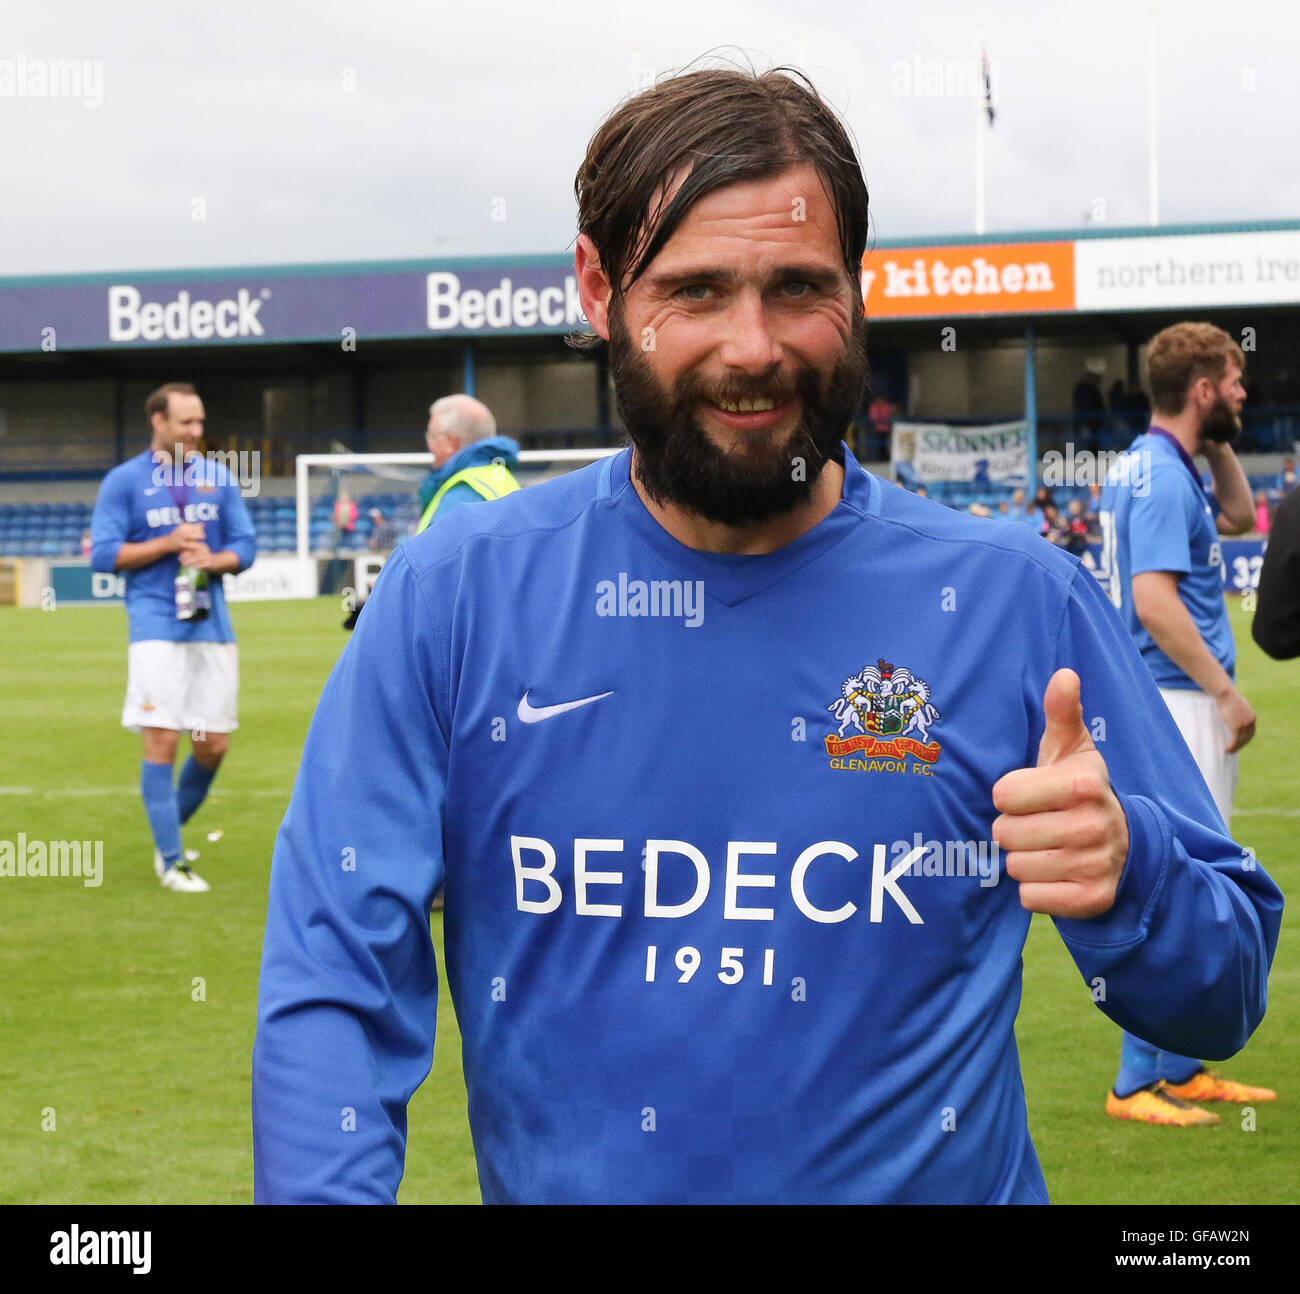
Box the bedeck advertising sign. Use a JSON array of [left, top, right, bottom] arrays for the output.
[[0, 260, 588, 353], [3, 227, 1298, 350]]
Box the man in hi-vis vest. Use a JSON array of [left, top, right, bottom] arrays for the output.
[[417, 395, 520, 533]]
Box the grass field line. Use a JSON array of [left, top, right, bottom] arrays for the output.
[[0, 785, 288, 798]]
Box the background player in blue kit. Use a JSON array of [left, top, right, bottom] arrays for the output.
[[1099, 323, 1277, 1122], [91, 383, 257, 892], [253, 68, 1281, 1203]]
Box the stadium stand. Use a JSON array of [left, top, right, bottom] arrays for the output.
[[0, 491, 416, 556], [0, 470, 1291, 558]]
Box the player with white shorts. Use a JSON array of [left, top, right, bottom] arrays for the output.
[[90, 384, 257, 893], [122, 641, 240, 737], [1156, 687, 1235, 824], [1099, 322, 1275, 1122]]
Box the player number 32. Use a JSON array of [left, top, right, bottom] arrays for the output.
[[645, 945, 776, 985]]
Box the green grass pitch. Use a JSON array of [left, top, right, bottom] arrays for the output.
[[0, 594, 1293, 1204]]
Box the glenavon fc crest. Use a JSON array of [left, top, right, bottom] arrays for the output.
[[825, 659, 942, 774]]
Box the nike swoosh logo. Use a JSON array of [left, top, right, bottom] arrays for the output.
[[517, 689, 613, 724], [144, 487, 161, 496]]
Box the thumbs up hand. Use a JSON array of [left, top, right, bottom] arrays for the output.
[[991, 669, 1130, 919]]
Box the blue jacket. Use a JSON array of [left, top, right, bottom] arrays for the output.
[[417, 436, 520, 518]]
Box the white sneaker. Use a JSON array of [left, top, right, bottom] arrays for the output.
[[154, 848, 200, 879], [160, 862, 210, 893]]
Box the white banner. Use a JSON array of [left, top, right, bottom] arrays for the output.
[[891, 420, 1029, 484], [223, 556, 317, 602], [1074, 230, 1300, 311]]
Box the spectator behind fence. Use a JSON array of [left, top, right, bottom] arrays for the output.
[[1040, 501, 1067, 546], [1072, 360, 1107, 452], [1033, 485, 1055, 533], [1063, 499, 1090, 556], [1255, 490, 1271, 536], [367, 508, 397, 551], [1274, 368, 1299, 441], [333, 491, 358, 547], [1124, 382, 1152, 438], [867, 392, 895, 462], [1010, 487, 1042, 530], [1085, 483, 1103, 538]]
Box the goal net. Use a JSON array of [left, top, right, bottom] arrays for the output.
[[290, 448, 621, 561]]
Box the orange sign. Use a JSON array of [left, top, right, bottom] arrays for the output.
[[860, 240, 1075, 318]]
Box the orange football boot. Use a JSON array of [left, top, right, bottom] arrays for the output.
[[1164, 1069, 1276, 1103], [1106, 1081, 1221, 1125]]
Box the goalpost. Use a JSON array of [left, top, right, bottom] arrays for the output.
[[293, 448, 621, 562]]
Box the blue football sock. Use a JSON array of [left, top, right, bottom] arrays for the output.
[[1115, 1032, 1202, 1096], [177, 755, 219, 825], [141, 759, 182, 868]]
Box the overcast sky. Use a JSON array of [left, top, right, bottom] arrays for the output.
[[3, 0, 1297, 277]]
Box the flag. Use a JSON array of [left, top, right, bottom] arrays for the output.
[[981, 48, 995, 126]]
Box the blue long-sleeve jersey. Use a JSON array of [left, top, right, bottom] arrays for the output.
[[253, 447, 1281, 1204], [91, 449, 257, 642]]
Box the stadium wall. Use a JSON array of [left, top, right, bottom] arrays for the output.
[[4, 556, 319, 607]]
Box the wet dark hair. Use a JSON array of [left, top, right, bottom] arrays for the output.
[[571, 64, 869, 347]]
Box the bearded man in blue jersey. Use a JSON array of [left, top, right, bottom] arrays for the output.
[[253, 67, 1281, 1204], [1099, 323, 1277, 1123], [91, 383, 257, 892]]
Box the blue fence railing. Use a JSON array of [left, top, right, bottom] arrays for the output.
[[1, 408, 1296, 481]]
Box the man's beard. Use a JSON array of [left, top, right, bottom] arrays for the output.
[[609, 305, 870, 528], [1202, 392, 1241, 445]]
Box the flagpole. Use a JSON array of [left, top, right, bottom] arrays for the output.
[[975, 23, 987, 235], [1147, 9, 1158, 225]]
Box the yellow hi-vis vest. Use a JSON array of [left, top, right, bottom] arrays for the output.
[[416, 461, 521, 533]]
